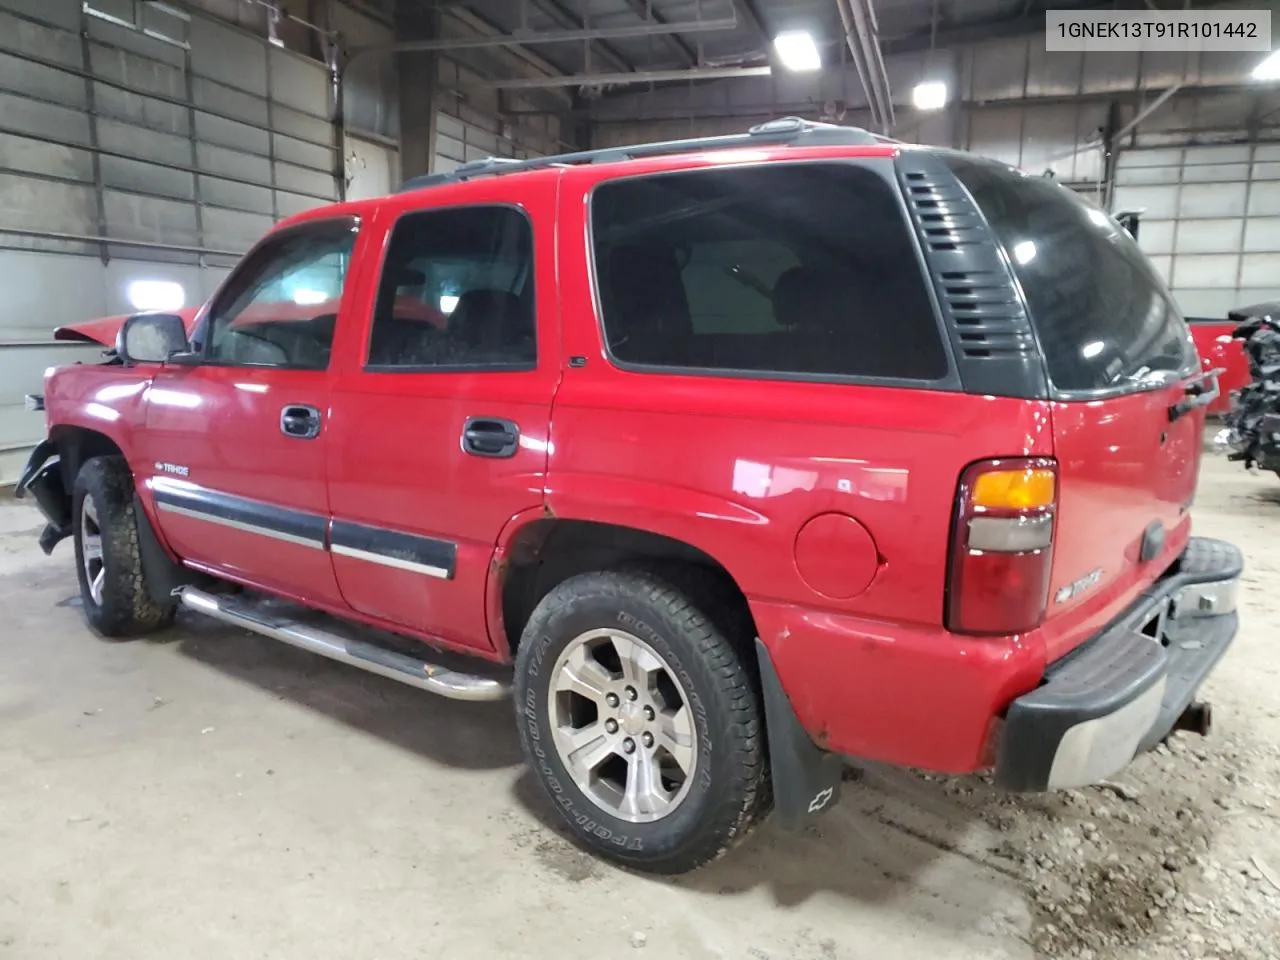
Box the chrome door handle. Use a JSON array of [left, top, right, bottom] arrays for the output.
[[280, 404, 322, 439]]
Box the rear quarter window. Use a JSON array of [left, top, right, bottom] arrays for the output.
[[947, 156, 1196, 394], [590, 162, 949, 383]]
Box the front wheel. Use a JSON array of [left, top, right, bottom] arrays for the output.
[[72, 456, 176, 638], [514, 568, 767, 874]]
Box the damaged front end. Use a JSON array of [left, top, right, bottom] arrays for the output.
[[14, 439, 71, 554]]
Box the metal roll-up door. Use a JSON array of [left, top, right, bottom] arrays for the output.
[[1115, 145, 1280, 320], [0, 0, 340, 481]]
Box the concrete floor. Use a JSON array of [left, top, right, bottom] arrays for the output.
[[1, 449, 1278, 960]]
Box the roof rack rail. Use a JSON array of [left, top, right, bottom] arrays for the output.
[[396, 117, 888, 194]]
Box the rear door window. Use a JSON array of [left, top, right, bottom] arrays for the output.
[[946, 156, 1196, 394], [590, 163, 949, 382], [366, 205, 536, 371]]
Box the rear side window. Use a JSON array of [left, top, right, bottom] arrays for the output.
[[590, 163, 948, 382], [366, 205, 535, 371], [947, 156, 1196, 393]]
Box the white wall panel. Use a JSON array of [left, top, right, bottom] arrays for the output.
[[1244, 218, 1280, 251], [1119, 143, 1280, 319], [345, 135, 396, 200]]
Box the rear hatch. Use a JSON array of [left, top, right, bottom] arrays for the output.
[[948, 158, 1205, 661]]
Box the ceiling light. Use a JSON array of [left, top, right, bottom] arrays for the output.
[[774, 31, 821, 72], [911, 81, 949, 111], [1013, 240, 1037, 265], [1253, 50, 1280, 80]]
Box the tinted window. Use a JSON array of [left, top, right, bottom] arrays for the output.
[[205, 219, 356, 370], [591, 164, 948, 382], [367, 206, 535, 370], [948, 156, 1196, 393]]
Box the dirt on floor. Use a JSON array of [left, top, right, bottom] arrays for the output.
[[0, 447, 1277, 960]]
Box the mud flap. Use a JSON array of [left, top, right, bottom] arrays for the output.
[[133, 493, 198, 604], [755, 638, 844, 830]]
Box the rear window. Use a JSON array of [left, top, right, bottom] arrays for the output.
[[590, 163, 948, 382], [947, 156, 1196, 394]]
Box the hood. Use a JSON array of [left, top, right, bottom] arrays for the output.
[[54, 307, 203, 347]]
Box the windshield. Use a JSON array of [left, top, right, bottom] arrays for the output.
[[947, 155, 1196, 394]]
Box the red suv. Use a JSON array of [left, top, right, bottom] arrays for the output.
[[18, 119, 1241, 874]]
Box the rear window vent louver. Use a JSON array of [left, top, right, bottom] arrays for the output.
[[899, 164, 1039, 368]]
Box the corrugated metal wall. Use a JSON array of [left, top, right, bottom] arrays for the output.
[[1115, 144, 1280, 319], [0, 0, 341, 481], [432, 62, 563, 172]]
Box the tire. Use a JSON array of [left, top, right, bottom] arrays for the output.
[[72, 456, 176, 638], [514, 567, 766, 874]]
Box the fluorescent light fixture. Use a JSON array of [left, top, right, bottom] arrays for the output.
[[1013, 240, 1037, 265], [127, 280, 184, 312], [773, 31, 821, 72], [911, 81, 949, 111], [439, 294, 460, 314], [1253, 50, 1280, 80], [291, 287, 329, 305]]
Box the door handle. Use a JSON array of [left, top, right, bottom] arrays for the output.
[[280, 404, 322, 439], [461, 417, 520, 458]]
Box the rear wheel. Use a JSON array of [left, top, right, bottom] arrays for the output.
[[72, 457, 176, 638], [514, 568, 766, 874]]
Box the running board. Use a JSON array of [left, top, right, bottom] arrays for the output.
[[178, 587, 511, 702]]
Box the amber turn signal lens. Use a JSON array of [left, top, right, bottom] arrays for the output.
[[970, 468, 1056, 511]]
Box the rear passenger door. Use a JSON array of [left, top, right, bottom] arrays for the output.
[[325, 183, 559, 653]]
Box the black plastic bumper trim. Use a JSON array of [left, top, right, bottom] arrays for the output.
[[995, 537, 1242, 792]]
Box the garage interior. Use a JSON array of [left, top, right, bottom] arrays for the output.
[[1, 0, 1279, 958]]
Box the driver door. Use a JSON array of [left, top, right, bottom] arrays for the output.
[[138, 216, 361, 606]]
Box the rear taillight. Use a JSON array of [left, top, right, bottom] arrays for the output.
[[946, 458, 1057, 636]]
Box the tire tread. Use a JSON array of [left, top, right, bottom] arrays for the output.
[[74, 456, 175, 638], [516, 564, 768, 874]]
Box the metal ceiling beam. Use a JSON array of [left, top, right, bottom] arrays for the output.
[[837, 0, 894, 133], [572, 81, 1232, 122], [525, 0, 635, 74], [437, 7, 568, 81], [617, 1, 699, 66], [1113, 83, 1183, 141], [354, 16, 738, 55], [478, 64, 773, 89], [730, 0, 769, 45]]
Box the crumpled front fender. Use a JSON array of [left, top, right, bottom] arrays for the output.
[[15, 439, 71, 555]]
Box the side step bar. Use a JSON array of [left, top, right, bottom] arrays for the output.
[[178, 587, 511, 702]]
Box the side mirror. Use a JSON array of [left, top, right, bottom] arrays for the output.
[[117, 313, 190, 365]]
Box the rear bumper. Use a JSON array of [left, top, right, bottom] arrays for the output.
[[995, 537, 1242, 791]]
